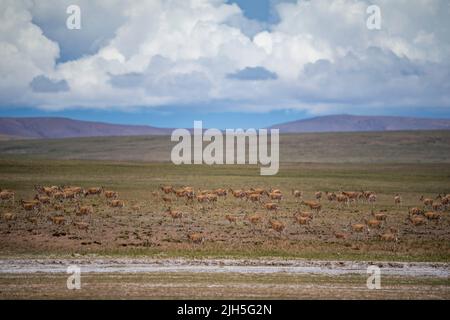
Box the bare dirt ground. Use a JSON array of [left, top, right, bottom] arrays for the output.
[[0, 258, 448, 299]]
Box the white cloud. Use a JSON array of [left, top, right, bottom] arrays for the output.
[[0, 0, 449, 115], [0, 0, 59, 105]]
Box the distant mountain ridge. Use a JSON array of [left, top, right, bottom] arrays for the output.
[[0, 114, 449, 140], [0, 117, 172, 139], [271, 114, 450, 133]]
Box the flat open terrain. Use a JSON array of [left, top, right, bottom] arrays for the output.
[[0, 130, 449, 163], [0, 160, 449, 261], [0, 131, 449, 299]]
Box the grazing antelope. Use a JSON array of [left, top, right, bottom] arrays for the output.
[[264, 202, 278, 211], [247, 193, 262, 203], [300, 200, 321, 212], [206, 194, 218, 203], [162, 195, 172, 203], [394, 194, 402, 207], [21, 200, 40, 212], [49, 215, 66, 225], [77, 205, 93, 216], [350, 222, 368, 240], [269, 192, 283, 201], [334, 232, 349, 240], [326, 192, 336, 202], [53, 203, 63, 211], [174, 188, 187, 198], [188, 233, 204, 244], [420, 195, 433, 207], [297, 211, 313, 219], [246, 213, 262, 226], [294, 215, 311, 225], [424, 211, 441, 220], [342, 192, 359, 204], [225, 214, 237, 224], [229, 189, 246, 199], [85, 187, 103, 197], [213, 188, 228, 197], [35, 185, 56, 196], [372, 211, 387, 221], [380, 232, 398, 242], [250, 188, 266, 195], [365, 218, 382, 231], [131, 204, 141, 212], [409, 215, 426, 226], [160, 186, 173, 194], [63, 186, 84, 196], [268, 219, 285, 234], [53, 191, 65, 201], [439, 195, 449, 208], [336, 194, 349, 207], [196, 195, 208, 203], [0, 190, 15, 204], [104, 190, 118, 199], [2, 212, 16, 221], [166, 207, 182, 221], [351, 223, 366, 233], [409, 207, 424, 216], [109, 200, 125, 208], [432, 203, 443, 211], [63, 191, 77, 200], [34, 194, 51, 204]]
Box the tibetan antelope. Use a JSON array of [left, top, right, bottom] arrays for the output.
[[268, 219, 285, 235], [394, 194, 402, 207], [300, 200, 321, 212], [315, 191, 322, 201], [188, 233, 204, 244], [166, 207, 182, 221], [225, 214, 237, 224], [0, 190, 15, 204], [420, 196, 433, 208], [109, 199, 125, 208]]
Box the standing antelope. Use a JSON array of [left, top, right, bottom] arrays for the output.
[[394, 194, 402, 207], [268, 219, 285, 235], [368, 194, 377, 207], [166, 207, 183, 221], [420, 195, 433, 208], [292, 190, 303, 200], [225, 214, 237, 224], [0, 190, 15, 204], [315, 191, 322, 201]]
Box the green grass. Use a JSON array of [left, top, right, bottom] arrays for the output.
[[0, 130, 449, 262], [0, 158, 449, 261], [0, 130, 449, 163]]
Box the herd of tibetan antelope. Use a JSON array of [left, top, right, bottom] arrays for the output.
[[0, 184, 449, 246]]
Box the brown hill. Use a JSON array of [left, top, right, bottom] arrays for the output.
[[0, 117, 172, 139]]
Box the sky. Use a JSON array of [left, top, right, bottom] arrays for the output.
[[0, 0, 449, 128]]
